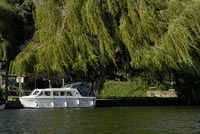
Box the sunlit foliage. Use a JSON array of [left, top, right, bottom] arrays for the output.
[[10, 0, 200, 77]]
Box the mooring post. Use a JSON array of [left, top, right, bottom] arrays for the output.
[[0, 60, 8, 101], [5, 61, 8, 101], [62, 78, 64, 87]]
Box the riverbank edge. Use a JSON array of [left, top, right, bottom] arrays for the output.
[[95, 98, 194, 107], [4, 97, 197, 109]]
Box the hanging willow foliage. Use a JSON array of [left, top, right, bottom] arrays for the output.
[[119, 0, 200, 74], [157, 0, 200, 74], [120, 0, 167, 69], [0, 41, 9, 60], [10, 0, 200, 77], [10, 41, 37, 74]]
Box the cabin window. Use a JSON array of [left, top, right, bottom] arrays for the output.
[[38, 91, 43, 96], [33, 91, 39, 95], [44, 91, 51, 96], [60, 91, 65, 96], [53, 91, 59, 96], [67, 92, 72, 96]]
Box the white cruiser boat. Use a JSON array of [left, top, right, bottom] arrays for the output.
[[19, 82, 96, 108]]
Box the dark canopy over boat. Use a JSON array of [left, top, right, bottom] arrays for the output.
[[64, 82, 95, 97]]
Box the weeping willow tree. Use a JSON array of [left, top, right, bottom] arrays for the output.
[[119, 0, 200, 102], [10, 0, 200, 102], [11, 0, 123, 75]]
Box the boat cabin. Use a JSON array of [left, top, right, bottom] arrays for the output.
[[29, 82, 95, 98]]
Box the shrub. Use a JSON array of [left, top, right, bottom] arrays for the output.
[[100, 79, 148, 98]]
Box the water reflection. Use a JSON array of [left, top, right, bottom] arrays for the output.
[[0, 107, 200, 134]]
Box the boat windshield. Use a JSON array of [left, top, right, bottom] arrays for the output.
[[30, 90, 40, 96], [64, 84, 72, 88]]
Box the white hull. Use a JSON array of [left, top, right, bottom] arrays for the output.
[[19, 82, 96, 109], [19, 97, 96, 108], [0, 103, 5, 109]]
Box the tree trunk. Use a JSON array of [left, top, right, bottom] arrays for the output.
[[173, 71, 200, 105], [191, 87, 199, 105], [93, 74, 106, 98]]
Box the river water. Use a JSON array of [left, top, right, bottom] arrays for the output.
[[0, 106, 200, 134]]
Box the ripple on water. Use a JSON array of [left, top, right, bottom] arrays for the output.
[[0, 107, 200, 134]]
